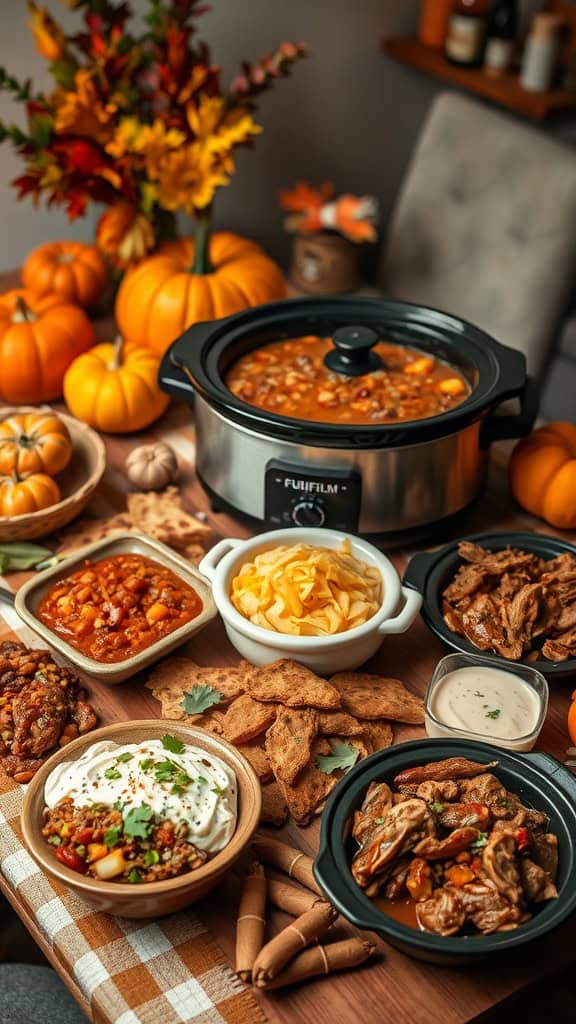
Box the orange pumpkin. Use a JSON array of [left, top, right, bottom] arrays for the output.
[[0, 473, 60, 516], [63, 335, 170, 433], [115, 232, 286, 357], [22, 241, 109, 309], [509, 421, 576, 529], [0, 412, 72, 477], [0, 290, 95, 404]]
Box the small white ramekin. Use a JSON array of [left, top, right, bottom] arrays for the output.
[[198, 527, 422, 675]]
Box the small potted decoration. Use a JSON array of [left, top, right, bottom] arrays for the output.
[[0, 1, 308, 354], [279, 182, 379, 294]]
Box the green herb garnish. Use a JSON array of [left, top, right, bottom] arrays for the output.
[[485, 709, 501, 720], [430, 802, 445, 815], [113, 800, 124, 812], [211, 784, 226, 796], [473, 691, 485, 698], [181, 685, 223, 715], [471, 831, 489, 852], [161, 734, 185, 755], [154, 760, 178, 783], [374, 817, 385, 826], [123, 804, 154, 840], [104, 827, 122, 848], [47, 835, 61, 846], [143, 849, 160, 867], [197, 776, 208, 785], [104, 767, 122, 780], [171, 771, 192, 796], [116, 752, 134, 764], [316, 740, 359, 775], [127, 868, 142, 884], [139, 758, 153, 771]]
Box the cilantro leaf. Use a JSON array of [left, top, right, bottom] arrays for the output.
[[485, 709, 501, 720], [161, 734, 185, 754], [374, 816, 385, 826], [181, 685, 223, 715], [116, 752, 134, 764], [139, 759, 153, 771], [143, 849, 160, 867], [171, 771, 192, 796], [127, 868, 142, 884], [211, 784, 226, 796], [104, 767, 122, 781], [154, 760, 178, 783], [123, 804, 154, 840], [430, 802, 445, 815], [104, 827, 122, 848], [113, 800, 124, 812], [471, 831, 489, 853], [316, 740, 359, 775]]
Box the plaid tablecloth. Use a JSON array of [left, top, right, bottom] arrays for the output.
[[0, 609, 265, 1024]]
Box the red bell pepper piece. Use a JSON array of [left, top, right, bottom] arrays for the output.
[[55, 846, 88, 874], [514, 827, 530, 853]]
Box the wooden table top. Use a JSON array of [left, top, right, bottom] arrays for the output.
[[1, 270, 575, 1024]]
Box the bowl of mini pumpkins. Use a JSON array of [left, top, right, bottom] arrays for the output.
[[0, 408, 106, 542]]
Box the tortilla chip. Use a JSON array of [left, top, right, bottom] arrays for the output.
[[265, 707, 319, 785], [317, 710, 364, 737], [180, 541, 206, 564], [260, 781, 289, 827], [330, 672, 424, 724], [360, 719, 394, 752], [57, 513, 133, 553], [247, 660, 340, 709], [222, 694, 278, 744], [193, 709, 227, 735], [237, 741, 274, 783], [146, 657, 247, 709], [276, 737, 343, 826], [127, 487, 211, 550]]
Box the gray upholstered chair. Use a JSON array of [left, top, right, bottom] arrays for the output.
[[382, 91, 576, 383]]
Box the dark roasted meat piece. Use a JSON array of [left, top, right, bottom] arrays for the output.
[[414, 827, 479, 860], [530, 832, 558, 880], [482, 831, 523, 904], [518, 858, 558, 903], [416, 887, 466, 936], [12, 677, 67, 757], [438, 802, 491, 831], [351, 799, 436, 887], [394, 758, 498, 787], [352, 781, 393, 846], [459, 884, 525, 934], [416, 780, 460, 804]]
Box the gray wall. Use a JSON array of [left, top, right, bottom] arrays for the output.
[[0, 0, 433, 270]]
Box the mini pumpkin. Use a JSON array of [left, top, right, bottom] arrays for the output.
[[0, 473, 61, 517], [63, 335, 170, 433], [115, 232, 286, 357], [509, 421, 576, 529], [22, 240, 109, 309], [126, 442, 178, 491], [0, 290, 94, 404], [0, 412, 72, 478]]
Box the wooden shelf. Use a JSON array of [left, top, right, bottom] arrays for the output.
[[382, 36, 576, 121]]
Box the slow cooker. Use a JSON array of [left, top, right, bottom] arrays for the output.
[[159, 297, 537, 539]]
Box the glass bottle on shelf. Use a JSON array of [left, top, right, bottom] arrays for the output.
[[484, 0, 518, 77], [419, 0, 454, 49], [445, 0, 489, 68], [520, 13, 562, 93]]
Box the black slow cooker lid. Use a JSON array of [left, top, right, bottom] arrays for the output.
[[166, 297, 530, 450]]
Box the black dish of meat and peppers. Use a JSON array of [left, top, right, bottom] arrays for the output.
[[351, 757, 559, 937], [0, 640, 97, 782]]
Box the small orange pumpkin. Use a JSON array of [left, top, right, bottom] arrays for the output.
[[0, 412, 72, 478], [22, 240, 109, 309], [63, 335, 170, 433], [509, 421, 576, 529], [0, 290, 95, 404], [96, 202, 155, 270], [0, 473, 61, 516], [115, 232, 286, 357]]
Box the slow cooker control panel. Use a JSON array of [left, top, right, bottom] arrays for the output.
[[265, 460, 361, 532]]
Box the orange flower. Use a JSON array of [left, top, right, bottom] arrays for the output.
[[54, 70, 116, 144], [96, 202, 156, 270], [155, 144, 229, 213], [187, 95, 261, 154], [28, 2, 65, 62]]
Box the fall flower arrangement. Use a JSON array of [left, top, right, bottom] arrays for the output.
[[0, 0, 307, 269], [279, 183, 378, 243]]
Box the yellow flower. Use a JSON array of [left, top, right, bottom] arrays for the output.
[[28, 2, 65, 62], [156, 144, 229, 213], [54, 70, 116, 143], [187, 95, 262, 155], [134, 120, 187, 178], [105, 117, 142, 159]]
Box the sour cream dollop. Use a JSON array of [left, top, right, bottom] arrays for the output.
[[44, 739, 237, 854]]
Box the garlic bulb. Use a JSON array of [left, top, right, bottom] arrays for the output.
[[125, 442, 178, 491]]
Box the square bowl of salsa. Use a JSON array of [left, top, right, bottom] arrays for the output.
[[15, 533, 217, 684]]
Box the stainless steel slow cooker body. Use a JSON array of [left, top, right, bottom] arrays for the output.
[[159, 298, 537, 538]]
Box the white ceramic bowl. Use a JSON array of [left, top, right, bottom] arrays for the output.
[[198, 528, 422, 675]]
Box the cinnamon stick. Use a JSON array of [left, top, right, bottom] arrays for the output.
[[267, 879, 321, 917], [235, 861, 267, 983], [252, 835, 321, 894], [252, 899, 337, 986], [257, 938, 376, 990]]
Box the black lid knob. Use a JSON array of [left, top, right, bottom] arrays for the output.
[[324, 325, 382, 377]]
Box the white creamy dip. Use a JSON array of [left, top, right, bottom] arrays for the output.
[[44, 739, 237, 853], [426, 665, 544, 751]]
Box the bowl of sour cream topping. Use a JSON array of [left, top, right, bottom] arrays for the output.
[[21, 721, 261, 917]]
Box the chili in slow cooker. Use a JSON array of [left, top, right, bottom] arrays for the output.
[[37, 554, 203, 662], [225, 336, 471, 424]]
